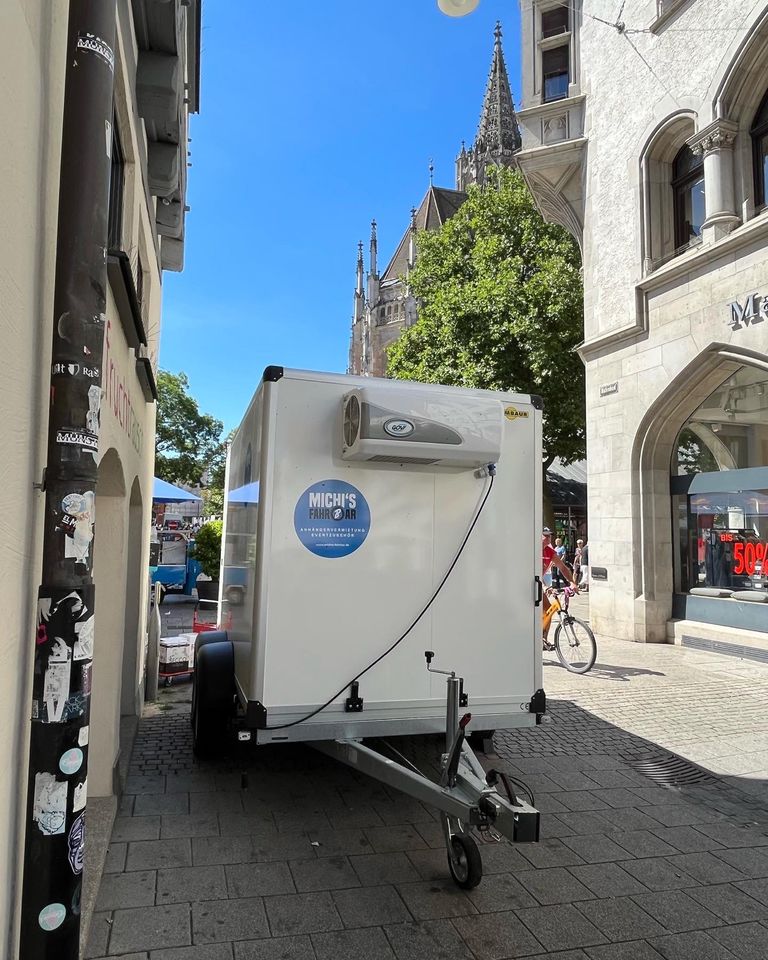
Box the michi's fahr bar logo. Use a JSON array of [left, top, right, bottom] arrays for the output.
[[308, 490, 358, 521], [295, 480, 370, 558]]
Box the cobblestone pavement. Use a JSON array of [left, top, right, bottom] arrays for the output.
[[86, 601, 768, 959]]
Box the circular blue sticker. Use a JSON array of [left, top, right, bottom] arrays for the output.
[[294, 480, 370, 558]]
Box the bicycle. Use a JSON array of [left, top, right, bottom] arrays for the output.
[[542, 585, 597, 674]]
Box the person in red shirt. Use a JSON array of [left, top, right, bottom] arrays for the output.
[[542, 527, 577, 649]]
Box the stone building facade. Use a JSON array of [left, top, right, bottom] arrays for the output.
[[1, 1, 199, 951], [349, 24, 520, 378], [517, 0, 768, 646]]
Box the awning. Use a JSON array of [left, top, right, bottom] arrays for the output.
[[152, 477, 202, 503]]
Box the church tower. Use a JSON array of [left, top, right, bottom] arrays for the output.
[[349, 24, 520, 378], [456, 23, 520, 191]]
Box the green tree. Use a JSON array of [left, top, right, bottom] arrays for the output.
[[388, 167, 585, 471], [155, 371, 225, 488]]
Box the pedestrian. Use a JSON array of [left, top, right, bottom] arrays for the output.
[[573, 538, 584, 584], [553, 537, 566, 587], [542, 527, 577, 649], [579, 540, 589, 592]]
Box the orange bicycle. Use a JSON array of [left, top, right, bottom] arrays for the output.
[[542, 585, 597, 674]]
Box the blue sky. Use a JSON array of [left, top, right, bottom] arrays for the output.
[[161, 0, 522, 432]]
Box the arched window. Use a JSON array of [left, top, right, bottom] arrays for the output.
[[672, 144, 705, 250], [751, 89, 768, 208]]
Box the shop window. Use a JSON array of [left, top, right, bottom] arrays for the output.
[[108, 120, 124, 251], [542, 46, 569, 103], [751, 88, 768, 209], [672, 365, 768, 597], [672, 144, 705, 251]]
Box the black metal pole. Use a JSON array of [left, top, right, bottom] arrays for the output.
[[19, 2, 117, 956]]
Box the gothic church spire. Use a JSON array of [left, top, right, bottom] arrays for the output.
[[456, 22, 520, 190]]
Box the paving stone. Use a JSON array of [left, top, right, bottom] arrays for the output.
[[160, 814, 220, 840], [631, 789, 687, 807], [307, 827, 373, 858], [364, 824, 428, 854], [548, 772, 602, 792], [108, 903, 190, 954], [528, 952, 589, 960], [734, 877, 768, 905], [556, 792, 610, 812], [234, 936, 312, 960], [631, 890, 724, 933], [156, 864, 227, 903], [600, 808, 668, 833], [562, 834, 636, 864], [541, 814, 578, 839], [465, 872, 538, 912], [569, 863, 650, 898], [154, 946, 234, 960], [289, 856, 360, 892], [218, 814, 278, 838], [125, 775, 166, 795], [226, 861, 296, 898], [112, 816, 161, 843], [619, 857, 699, 891], [471, 841, 531, 874], [576, 897, 666, 941], [643, 806, 716, 829], [372, 800, 438, 826], [695, 822, 768, 848], [556, 811, 617, 836], [192, 897, 270, 943], [593, 788, 649, 809], [134, 793, 190, 817], [415, 820, 445, 849], [666, 853, 746, 885], [396, 879, 476, 920], [327, 806, 386, 830], [585, 943, 664, 959], [95, 869, 156, 910], [312, 926, 395, 960], [104, 842, 128, 873], [190, 791, 245, 816], [350, 852, 420, 885], [453, 910, 544, 958], [520, 838, 587, 869], [515, 903, 607, 952], [332, 884, 411, 927], [712, 847, 768, 878], [610, 830, 678, 859], [83, 911, 112, 958], [651, 826, 725, 854], [266, 891, 344, 936], [193, 836, 253, 866], [383, 919, 474, 960], [687, 883, 768, 923], [647, 929, 740, 959], [517, 866, 596, 905], [250, 833, 316, 863], [406, 848, 451, 881], [164, 772, 218, 792], [126, 838, 192, 871], [708, 921, 768, 959]]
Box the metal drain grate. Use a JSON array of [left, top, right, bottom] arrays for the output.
[[682, 634, 768, 664], [621, 753, 716, 786]]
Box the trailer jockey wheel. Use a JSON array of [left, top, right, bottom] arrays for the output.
[[447, 833, 482, 889]]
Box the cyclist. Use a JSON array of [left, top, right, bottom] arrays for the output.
[[542, 527, 577, 650]]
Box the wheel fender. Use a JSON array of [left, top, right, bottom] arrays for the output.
[[195, 630, 228, 655], [195, 638, 234, 714]]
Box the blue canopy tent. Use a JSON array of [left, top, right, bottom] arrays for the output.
[[227, 481, 260, 505], [152, 477, 202, 503]]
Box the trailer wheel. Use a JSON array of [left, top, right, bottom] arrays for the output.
[[192, 638, 234, 759], [468, 730, 495, 754], [447, 833, 482, 889]]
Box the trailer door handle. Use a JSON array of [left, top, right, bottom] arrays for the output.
[[534, 576, 543, 607]]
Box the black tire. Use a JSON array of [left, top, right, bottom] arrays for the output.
[[190, 631, 229, 728], [447, 833, 483, 889], [554, 616, 597, 674], [192, 638, 234, 759]]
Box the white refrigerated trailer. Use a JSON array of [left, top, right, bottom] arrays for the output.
[[193, 367, 546, 887]]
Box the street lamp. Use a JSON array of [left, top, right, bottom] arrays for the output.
[[437, 0, 480, 16]]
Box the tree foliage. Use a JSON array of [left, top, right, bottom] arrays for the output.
[[387, 168, 585, 469], [191, 520, 223, 580], [155, 371, 225, 487]]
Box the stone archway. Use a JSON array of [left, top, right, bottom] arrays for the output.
[[120, 476, 144, 717], [90, 448, 127, 797], [630, 342, 768, 642]]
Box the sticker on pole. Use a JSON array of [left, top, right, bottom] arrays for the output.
[[294, 480, 370, 558]]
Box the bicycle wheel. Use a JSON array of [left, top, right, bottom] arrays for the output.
[[554, 616, 597, 674]]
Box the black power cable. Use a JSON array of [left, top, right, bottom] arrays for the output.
[[265, 466, 497, 730]]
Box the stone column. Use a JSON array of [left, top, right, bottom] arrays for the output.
[[688, 119, 740, 242]]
